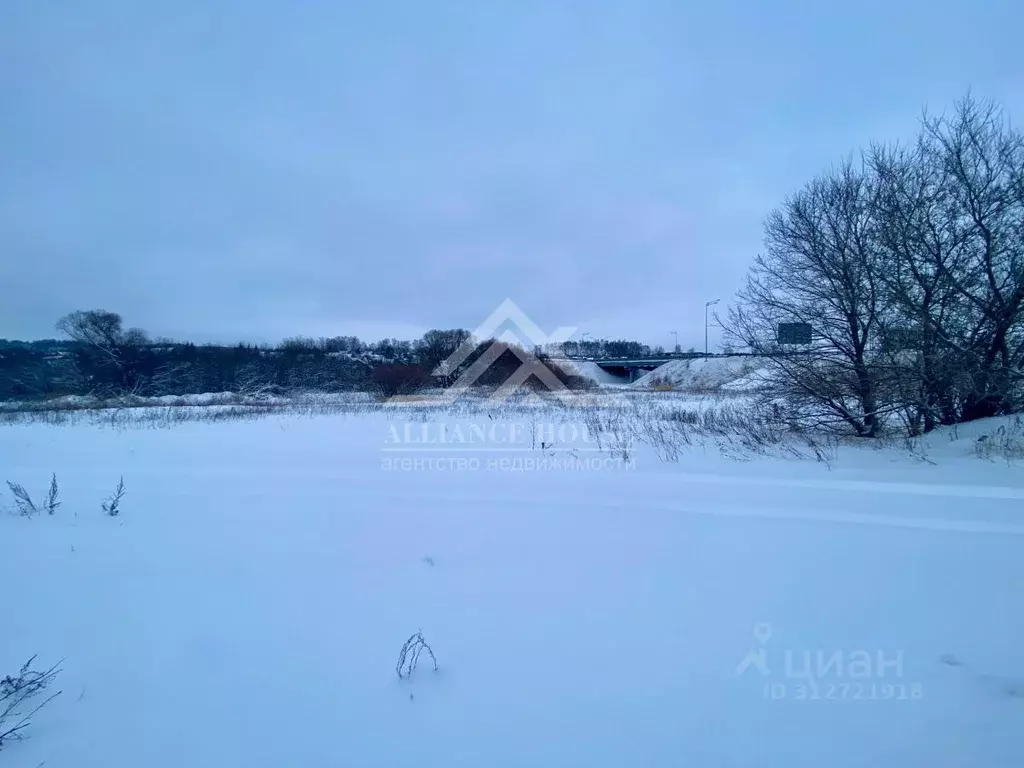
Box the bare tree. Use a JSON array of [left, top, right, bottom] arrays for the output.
[[725, 159, 885, 435], [416, 329, 473, 386], [55, 310, 125, 365], [729, 93, 1024, 437], [234, 361, 274, 397], [869, 137, 974, 431], [924, 95, 1024, 420], [870, 94, 1024, 428], [146, 361, 194, 396], [55, 310, 150, 396]]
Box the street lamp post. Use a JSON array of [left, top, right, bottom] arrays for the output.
[[670, 330, 678, 354], [705, 299, 720, 358]]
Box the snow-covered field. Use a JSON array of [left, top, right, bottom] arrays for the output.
[[2, 404, 1023, 767]]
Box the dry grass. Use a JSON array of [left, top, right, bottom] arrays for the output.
[[0, 386, 849, 465], [974, 416, 1024, 463]]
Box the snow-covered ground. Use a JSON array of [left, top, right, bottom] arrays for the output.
[[2, 407, 1023, 767], [633, 355, 768, 392], [551, 359, 632, 387]]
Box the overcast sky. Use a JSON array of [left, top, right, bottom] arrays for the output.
[[2, 0, 1022, 348]]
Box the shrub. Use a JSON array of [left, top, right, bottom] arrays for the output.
[[371, 364, 432, 399], [0, 656, 63, 749]]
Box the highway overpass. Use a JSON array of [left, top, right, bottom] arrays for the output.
[[553, 352, 708, 382]]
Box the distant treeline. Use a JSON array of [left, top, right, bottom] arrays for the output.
[[0, 311, 663, 401]]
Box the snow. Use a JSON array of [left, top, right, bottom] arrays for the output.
[[633, 355, 767, 392], [2, 406, 1023, 767], [551, 359, 632, 386]]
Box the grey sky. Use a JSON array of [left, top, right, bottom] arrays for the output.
[[3, 0, 1022, 349]]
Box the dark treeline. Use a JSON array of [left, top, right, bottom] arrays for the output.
[[0, 313, 630, 401], [559, 339, 667, 358]]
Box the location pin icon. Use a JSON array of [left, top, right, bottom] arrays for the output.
[[754, 622, 772, 645]]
